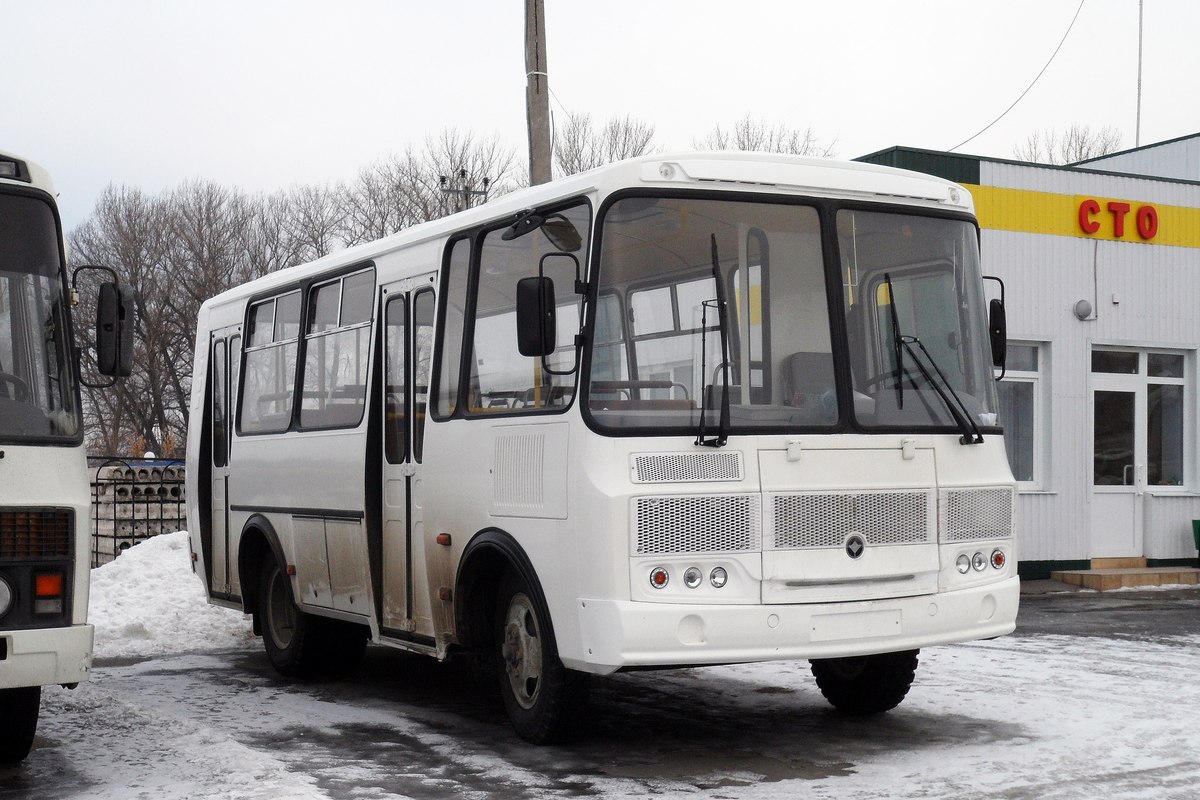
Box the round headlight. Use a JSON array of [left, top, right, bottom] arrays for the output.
[[710, 567, 728, 588], [956, 554, 971, 574], [991, 549, 1006, 570], [683, 567, 703, 589], [0, 576, 13, 618], [972, 552, 987, 572]]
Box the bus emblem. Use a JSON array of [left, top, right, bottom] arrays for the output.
[[845, 535, 865, 559]]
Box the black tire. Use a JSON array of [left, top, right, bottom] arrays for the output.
[[0, 686, 40, 764], [494, 570, 589, 744], [810, 650, 919, 715], [258, 558, 368, 679]]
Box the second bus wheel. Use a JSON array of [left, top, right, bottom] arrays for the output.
[[809, 649, 919, 715], [494, 570, 589, 744], [258, 558, 368, 679], [0, 686, 40, 764]]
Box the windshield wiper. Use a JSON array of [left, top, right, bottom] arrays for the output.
[[884, 273, 904, 411], [898, 335, 984, 445], [696, 234, 731, 448], [883, 274, 982, 445]]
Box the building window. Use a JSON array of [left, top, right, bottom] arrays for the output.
[[1148, 353, 1184, 487], [996, 343, 1043, 486]]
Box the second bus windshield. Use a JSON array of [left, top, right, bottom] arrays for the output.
[[586, 195, 997, 435]]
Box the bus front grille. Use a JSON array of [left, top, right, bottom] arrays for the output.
[[768, 491, 933, 550], [940, 487, 1016, 542], [0, 508, 73, 558], [633, 494, 761, 555]]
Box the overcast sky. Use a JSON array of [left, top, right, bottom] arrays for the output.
[[4, 0, 1197, 231]]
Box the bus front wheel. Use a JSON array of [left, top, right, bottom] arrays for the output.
[[494, 571, 589, 744], [809, 650, 919, 714], [258, 558, 367, 679], [0, 686, 40, 764]]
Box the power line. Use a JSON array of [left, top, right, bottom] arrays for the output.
[[949, 0, 1088, 153]]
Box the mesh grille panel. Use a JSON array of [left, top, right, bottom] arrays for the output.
[[634, 494, 760, 555], [771, 491, 931, 549], [0, 508, 73, 558], [941, 487, 1015, 542], [632, 452, 743, 483]]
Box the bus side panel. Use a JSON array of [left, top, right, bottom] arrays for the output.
[[228, 429, 370, 620]]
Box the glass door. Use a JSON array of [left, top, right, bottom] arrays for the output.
[[1089, 351, 1144, 559]]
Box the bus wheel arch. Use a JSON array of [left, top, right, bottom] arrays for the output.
[[456, 529, 589, 743], [236, 514, 288, 628]]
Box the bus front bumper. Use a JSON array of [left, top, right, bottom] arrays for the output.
[[0, 624, 93, 689], [570, 576, 1019, 674]]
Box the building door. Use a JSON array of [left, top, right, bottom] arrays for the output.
[[1090, 379, 1144, 558], [1089, 349, 1188, 560], [379, 276, 436, 640]]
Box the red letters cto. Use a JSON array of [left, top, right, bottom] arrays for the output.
[[1077, 198, 1158, 240]]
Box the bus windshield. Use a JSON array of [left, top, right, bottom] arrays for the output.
[[584, 195, 997, 436], [0, 192, 80, 441]]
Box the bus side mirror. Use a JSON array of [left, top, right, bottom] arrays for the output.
[[988, 298, 1007, 369], [516, 276, 556, 357], [97, 282, 136, 377]]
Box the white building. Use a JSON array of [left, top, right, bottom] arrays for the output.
[[861, 136, 1200, 578]]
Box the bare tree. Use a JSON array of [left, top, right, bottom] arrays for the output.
[[339, 128, 521, 246], [696, 114, 836, 157], [1014, 124, 1122, 164], [554, 112, 657, 176], [68, 128, 522, 455]]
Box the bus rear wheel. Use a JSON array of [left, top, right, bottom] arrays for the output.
[[494, 571, 589, 744], [0, 686, 40, 764], [810, 650, 919, 714], [258, 558, 367, 679]]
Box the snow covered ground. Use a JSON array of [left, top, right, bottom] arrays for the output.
[[3, 532, 1199, 799]]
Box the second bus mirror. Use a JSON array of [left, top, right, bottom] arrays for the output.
[[97, 282, 136, 377], [516, 276, 556, 357], [988, 298, 1007, 369]]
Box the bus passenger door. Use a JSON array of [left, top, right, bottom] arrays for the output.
[[209, 328, 240, 598], [380, 277, 436, 638]]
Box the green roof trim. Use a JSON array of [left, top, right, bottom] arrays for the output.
[[856, 147, 981, 186]]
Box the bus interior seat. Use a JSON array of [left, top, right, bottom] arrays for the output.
[[783, 352, 834, 407]]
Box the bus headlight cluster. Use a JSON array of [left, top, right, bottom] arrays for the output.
[[956, 550, 1007, 574], [648, 566, 730, 590], [0, 576, 12, 618]]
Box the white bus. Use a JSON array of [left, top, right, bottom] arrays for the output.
[[0, 152, 133, 762], [186, 152, 1018, 743]]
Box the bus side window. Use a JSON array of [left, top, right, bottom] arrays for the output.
[[384, 295, 407, 463], [212, 338, 227, 467], [434, 238, 470, 418], [467, 202, 590, 413], [240, 290, 301, 433], [300, 267, 375, 430], [412, 288, 435, 462]]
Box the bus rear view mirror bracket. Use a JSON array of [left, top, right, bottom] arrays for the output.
[[72, 265, 136, 386]]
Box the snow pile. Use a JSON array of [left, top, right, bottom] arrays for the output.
[[89, 531, 257, 659]]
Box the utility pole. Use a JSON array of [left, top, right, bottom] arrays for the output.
[[524, 0, 552, 185], [1135, 0, 1143, 147], [439, 169, 490, 215]]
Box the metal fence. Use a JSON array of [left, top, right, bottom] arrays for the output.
[[88, 457, 186, 567]]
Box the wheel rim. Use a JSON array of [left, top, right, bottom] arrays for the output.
[[500, 592, 543, 710], [265, 566, 297, 650]]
